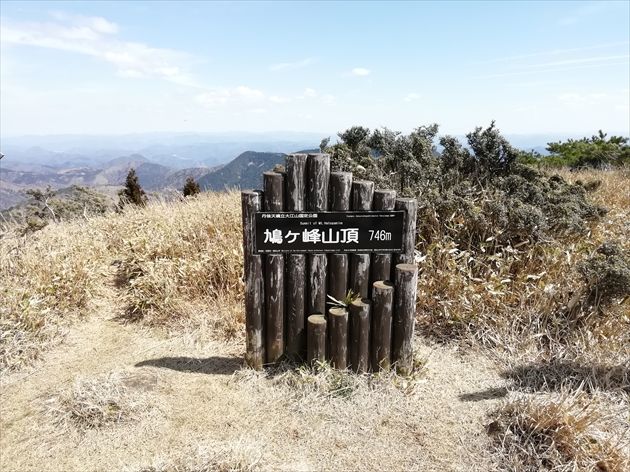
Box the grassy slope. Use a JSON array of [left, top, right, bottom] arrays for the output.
[[0, 169, 628, 471]]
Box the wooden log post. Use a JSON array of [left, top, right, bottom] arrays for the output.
[[263, 171, 285, 364], [306, 153, 330, 316], [328, 171, 352, 357], [328, 172, 352, 304], [371, 189, 397, 285], [394, 198, 418, 266], [307, 254, 328, 316], [307, 314, 326, 364], [392, 264, 419, 375], [329, 307, 348, 369], [241, 190, 265, 369], [349, 298, 371, 373], [285, 154, 308, 359], [350, 180, 374, 298], [371, 281, 394, 371]]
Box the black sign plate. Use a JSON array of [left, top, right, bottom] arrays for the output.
[[255, 211, 404, 254]]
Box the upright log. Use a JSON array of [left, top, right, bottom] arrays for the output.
[[328, 172, 352, 303], [371, 281, 394, 371], [263, 172, 284, 363], [328, 255, 348, 304], [350, 180, 374, 298], [371, 189, 397, 285], [392, 264, 419, 375], [241, 190, 265, 369], [351, 180, 374, 212], [329, 172, 352, 211], [349, 254, 370, 299], [349, 298, 371, 373], [286, 255, 305, 359], [307, 254, 328, 315], [394, 198, 418, 265], [329, 307, 348, 369], [306, 153, 330, 212], [307, 314, 326, 364], [286, 154, 307, 211], [285, 154, 308, 359], [306, 153, 330, 320], [328, 172, 352, 354]]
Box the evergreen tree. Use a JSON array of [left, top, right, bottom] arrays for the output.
[[118, 168, 147, 207], [182, 176, 201, 197]]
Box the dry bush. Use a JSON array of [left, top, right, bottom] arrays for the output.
[[490, 391, 629, 472], [127, 440, 263, 472], [416, 169, 629, 391], [46, 371, 154, 430]]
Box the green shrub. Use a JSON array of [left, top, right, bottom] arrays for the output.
[[324, 122, 604, 250], [578, 242, 630, 304]]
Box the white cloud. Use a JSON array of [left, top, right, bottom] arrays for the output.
[[304, 88, 317, 98], [269, 57, 315, 71], [269, 95, 291, 103], [195, 86, 266, 108], [557, 92, 608, 107], [351, 67, 370, 76], [321, 94, 336, 105], [404, 93, 421, 102], [0, 14, 197, 87]]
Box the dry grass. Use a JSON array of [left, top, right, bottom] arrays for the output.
[[126, 440, 264, 472], [235, 357, 427, 401], [1, 169, 628, 471], [490, 390, 629, 471], [45, 370, 155, 430], [1, 191, 243, 373], [416, 168, 629, 392]]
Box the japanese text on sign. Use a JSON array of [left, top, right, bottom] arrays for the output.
[[255, 211, 404, 254]]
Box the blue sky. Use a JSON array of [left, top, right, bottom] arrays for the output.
[[1, 0, 628, 137]]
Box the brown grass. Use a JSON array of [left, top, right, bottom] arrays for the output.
[[416, 168, 629, 392], [1, 191, 243, 373], [490, 390, 629, 471], [45, 370, 155, 430], [1, 169, 628, 471], [125, 440, 264, 472]]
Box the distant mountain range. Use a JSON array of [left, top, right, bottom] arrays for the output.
[[0, 130, 599, 211], [0, 149, 308, 210]]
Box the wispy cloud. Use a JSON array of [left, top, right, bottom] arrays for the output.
[[472, 58, 629, 79], [269, 57, 315, 71], [557, 92, 608, 107], [558, 1, 609, 26], [404, 93, 421, 102], [195, 86, 265, 107], [0, 13, 198, 87], [351, 67, 370, 76], [520, 55, 629, 69], [476, 41, 629, 65]]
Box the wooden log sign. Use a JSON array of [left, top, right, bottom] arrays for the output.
[[241, 153, 419, 374], [254, 211, 404, 254]]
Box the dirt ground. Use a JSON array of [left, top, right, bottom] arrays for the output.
[[0, 287, 509, 472]]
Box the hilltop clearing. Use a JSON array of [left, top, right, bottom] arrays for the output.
[[1, 168, 628, 471]]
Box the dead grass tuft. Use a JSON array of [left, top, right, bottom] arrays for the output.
[[45, 371, 154, 430], [490, 390, 629, 472], [234, 357, 427, 401], [126, 440, 264, 472]]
